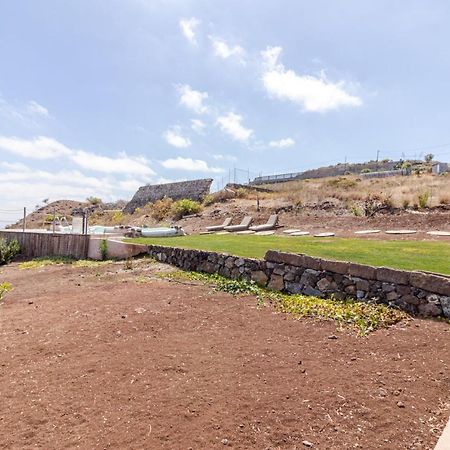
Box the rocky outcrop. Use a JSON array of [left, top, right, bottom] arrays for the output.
[[124, 179, 213, 214]]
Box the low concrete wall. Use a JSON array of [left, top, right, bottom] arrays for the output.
[[147, 245, 450, 319], [89, 238, 148, 260]]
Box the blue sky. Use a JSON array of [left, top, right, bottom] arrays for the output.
[[1, 0, 450, 221]]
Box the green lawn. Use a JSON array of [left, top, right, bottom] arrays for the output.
[[129, 234, 450, 275]]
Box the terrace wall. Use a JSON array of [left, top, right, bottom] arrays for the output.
[[147, 245, 450, 319]]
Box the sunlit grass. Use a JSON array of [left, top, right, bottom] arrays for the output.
[[19, 257, 113, 270], [129, 234, 450, 275]]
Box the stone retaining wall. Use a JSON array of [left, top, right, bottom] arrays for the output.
[[147, 245, 450, 319]]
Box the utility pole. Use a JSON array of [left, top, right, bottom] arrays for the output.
[[22, 207, 26, 233]]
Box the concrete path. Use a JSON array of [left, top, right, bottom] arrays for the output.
[[435, 417, 450, 450]]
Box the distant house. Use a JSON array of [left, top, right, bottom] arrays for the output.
[[432, 162, 449, 175]]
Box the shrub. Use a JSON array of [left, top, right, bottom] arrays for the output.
[[171, 199, 202, 219], [418, 191, 430, 208], [111, 211, 124, 224], [202, 194, 215, 206], [151, 198, 173, 222], [361, 168, 371, 174], [402, 199, 410, 209], [87, 196, 102, 205], [44, 214, 59, 223], [0, 239, 20, 265], [328, 177, 358, 189], [99, 239, 108, 261]]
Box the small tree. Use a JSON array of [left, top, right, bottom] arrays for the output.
[[87, 196, 102, 205], [424, 153, 434, 163]]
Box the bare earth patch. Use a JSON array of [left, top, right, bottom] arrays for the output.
[[0, 260, 449, 449]]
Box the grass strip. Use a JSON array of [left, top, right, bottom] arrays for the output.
[[129, 235, 450, 275]]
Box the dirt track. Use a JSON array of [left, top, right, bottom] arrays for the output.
[[0, 260, 449, 449]]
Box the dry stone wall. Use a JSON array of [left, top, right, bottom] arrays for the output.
[[147, 245, 450, 319], [124, 179, 213, 214]]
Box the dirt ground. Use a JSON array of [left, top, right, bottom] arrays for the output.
[[0, 259, 449, 449], [177, 199, 450, 241]]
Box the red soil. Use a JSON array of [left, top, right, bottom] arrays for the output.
[[0, 260, 449, 449]]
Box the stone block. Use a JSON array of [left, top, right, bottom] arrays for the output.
[[251, 270, 268, 286], [376, 267, 410, 285], [303, 286, 324, 297], [348, 263, 377, 280], [401, 294, 420, 306], [264, 250, 305, 267], [386, 291, 399, 301], [300, 269, 319, 287], [418, 302, 442, 317], [440, 297, 450, 318], [285, 282, 304, 294], [320, 259, 349, 275], [317, 277, 332, 291], [410, 272, 450, 296], [268, 274, 284, 291]]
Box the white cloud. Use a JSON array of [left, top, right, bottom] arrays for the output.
[[261, 46, 362, 112], [26, 100, 49, 117], [210, 36, 246, 63], [216, 112, 253, 142], [163, 127, 192, 148], [212, 154, 238, 162], [179, 17, 200, 45], [191, 119, 206, 134], [70, 150, 155, 176], [177, 84, 209, 114], [269, 137, 295, 148], [0, 135, 155, 175], [0, 136, 72, 159], [161, 157, 224, 173]]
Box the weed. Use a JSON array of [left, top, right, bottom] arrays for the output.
[[160, 271, 407, 335], [99, 239, 108, 260], [19, 257, 112, 269], [0, 282, 13, 300], [124, 258, 133, 270], [418, 191, 430, 208]]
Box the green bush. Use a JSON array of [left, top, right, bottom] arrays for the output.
[[418, 191, 430, 209], [202, 194, 215, 206], [0, 239, 20, 265], [99, 239, 108, 261], [171, 199, 202, 219]]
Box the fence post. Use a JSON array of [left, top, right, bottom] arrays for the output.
[[23, 207, 26, 233]]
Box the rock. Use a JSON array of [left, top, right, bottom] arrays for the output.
[[401, 295, 420, 306], [320, 259, 349, 275], [268, 274, 284, 291], [302, 440, 314, 448], [221, 438, 229, 445], [377, 267, 410, 285], [386, 291, 399, 301], [251, 270, 268, 286], [235, 258, 245, 267], [300, 269, 319, 287], [397, 401, 405, 408], [348, 263, 377, 280], [317, 277, 332, 291], [303, 286, 323, 297], [440, 296, 450, 318], [382, 283, 396, 293], [284, 282, 304, 295], [418, 301, 442, 317], [410, 272, 450, 296], [355, 278, 370, 292]]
